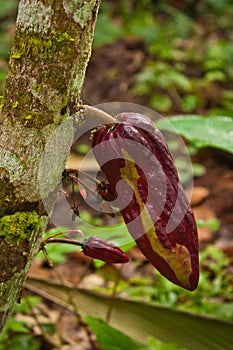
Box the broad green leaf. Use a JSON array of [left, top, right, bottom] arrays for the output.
[[26, 277, 233, 350], [85, 317, 186, 350], [156, 115, 233, 154], [146, 336, 186, 350], [85, 316, 143, 350]]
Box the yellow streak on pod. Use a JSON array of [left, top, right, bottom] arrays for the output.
[[120, 149, 192, 288]]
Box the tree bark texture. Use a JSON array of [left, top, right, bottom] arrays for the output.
[[0, 0, 101, 331]]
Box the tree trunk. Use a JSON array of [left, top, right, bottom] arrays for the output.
[[0, 0, 101, 331]]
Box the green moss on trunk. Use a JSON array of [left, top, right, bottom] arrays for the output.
[[2, 0, 100, 128], [0, 211, 41, 244], [0, 0, 101, 331]]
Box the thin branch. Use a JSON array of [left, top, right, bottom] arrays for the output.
[[45, 237, 84, 247], [79, 104, 117, 125]]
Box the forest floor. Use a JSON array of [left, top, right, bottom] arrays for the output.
[[22, 39, 233, 350]]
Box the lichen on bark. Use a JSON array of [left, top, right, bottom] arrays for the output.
[[2, 0, 100, 128], [0, 0, 101, 208], [17, 0, 54, 34], [0, 0, 101, 331]]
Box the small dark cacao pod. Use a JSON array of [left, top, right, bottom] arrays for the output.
[[83, 236, 129, 264], [92, 112, 199, 290]]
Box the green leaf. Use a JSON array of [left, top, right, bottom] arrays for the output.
[[13, 296, 41, 313], [181, 95, 199, 113], [150, 94, 172, 112], [156, 115, 233, 153], [26, 277, 233, 350], [204, 70, 226, 83], [196, 218, 220, 231], [10, 334, 40, 350], [4, 318, 28, 333], [85, 316, 143, 350], [94, 13, 123, 47], [146, 336, 186, 350]]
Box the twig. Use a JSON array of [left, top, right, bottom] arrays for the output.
[[80, 104, 117, 124], [105, 265, 123, 323], [45, 237, 84, 247]]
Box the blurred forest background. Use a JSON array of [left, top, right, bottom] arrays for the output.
[[1, 0, 233, 115], [0, 1, 233, 349]]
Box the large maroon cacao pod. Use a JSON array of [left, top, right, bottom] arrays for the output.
[[92, 112, 199, 290]]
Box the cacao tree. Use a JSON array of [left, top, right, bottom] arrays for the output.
[[0, 0, 101, 331]]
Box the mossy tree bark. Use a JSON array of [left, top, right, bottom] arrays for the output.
[[0, 0, 101, 331]]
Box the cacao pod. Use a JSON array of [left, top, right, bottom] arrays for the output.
[[92, 112, 199, 290], [83, 236, 129, 264]]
